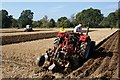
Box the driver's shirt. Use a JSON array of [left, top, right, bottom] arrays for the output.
[[74, 24, 82, 33]]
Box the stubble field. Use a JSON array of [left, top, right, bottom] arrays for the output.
[[1, 28, 119, 79]]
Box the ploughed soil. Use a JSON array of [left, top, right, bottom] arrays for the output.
[[1, 30, 119, 79]]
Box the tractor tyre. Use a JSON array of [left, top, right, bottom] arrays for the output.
[[89, 41, 95, 58], [80, 38, 91, 60], [36, 55, 45, 67]]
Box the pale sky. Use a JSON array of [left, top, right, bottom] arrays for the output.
[[1, 2, 118, 21]]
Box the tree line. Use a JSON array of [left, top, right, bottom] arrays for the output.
[[0, 8, 119, 28]]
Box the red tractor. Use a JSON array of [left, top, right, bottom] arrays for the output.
[[36, 25, 95, 73]]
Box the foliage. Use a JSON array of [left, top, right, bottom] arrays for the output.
[[11, 18, 19, 28], [48, 18, 56, 28], [118, 8, 120, 28], [32, 21, 39, 28], [70, 14, 77, 27], [75, 8, 104, 28], [100, 11, 118, 28], [1, 8, 118, 28], [32, 20, 42, 28], [57, 17, 71, 28], [18, 10, 34, 28], [64, 19, 71, 28], [40, 15, 48, 28], [0, 11, 2, 28], [0, 10, 13, 28]]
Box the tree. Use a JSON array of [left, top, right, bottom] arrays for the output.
[[0, 11, 1, 28], [48, 18, 56, 28], [99, 17, 109, 28], [32, 21, 39, 28], [70, 14, 77, 27], [40, 15, 49, 28], [118, 8, 120, 28], [107, 12, 118, 27], [100, 11, 118, 28], [32, 20, 43, 28], [70, 14, 75, 22], [11, 18, 19, 28], [64, 19, 71, 28], [18, 10, 34, 28], [57, 17, 70, 27], [75, 8, 104, 28], [0, 10, 13, 28]]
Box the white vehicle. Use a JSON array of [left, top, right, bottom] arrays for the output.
[[24, 25, 33, 32]]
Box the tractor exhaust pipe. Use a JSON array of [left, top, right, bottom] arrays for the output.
[[86, 22, 90, 35]]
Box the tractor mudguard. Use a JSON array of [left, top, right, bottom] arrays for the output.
[[57, 32, 64, 37], [79, 35, 89, 42]]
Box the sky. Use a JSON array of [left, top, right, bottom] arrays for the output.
[[1, 2, 118, 21]]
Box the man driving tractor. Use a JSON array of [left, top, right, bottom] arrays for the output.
[[36, 22, 95, 73], [74, 22, 83, 35]]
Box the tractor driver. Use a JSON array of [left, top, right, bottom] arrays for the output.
[[73, 22, 83, 41], [73, 22, 83, 35]]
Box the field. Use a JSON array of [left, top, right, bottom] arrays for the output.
[[1, 28, 119, 79]]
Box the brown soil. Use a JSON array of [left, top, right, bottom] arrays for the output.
[[65, 30, 119, 79], [1, 29, 95, 45], [1, 30, 119, 79]]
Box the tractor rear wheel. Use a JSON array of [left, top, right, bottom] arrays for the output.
[[80, 38, 91, 60], [89, 41, 95, 58]]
